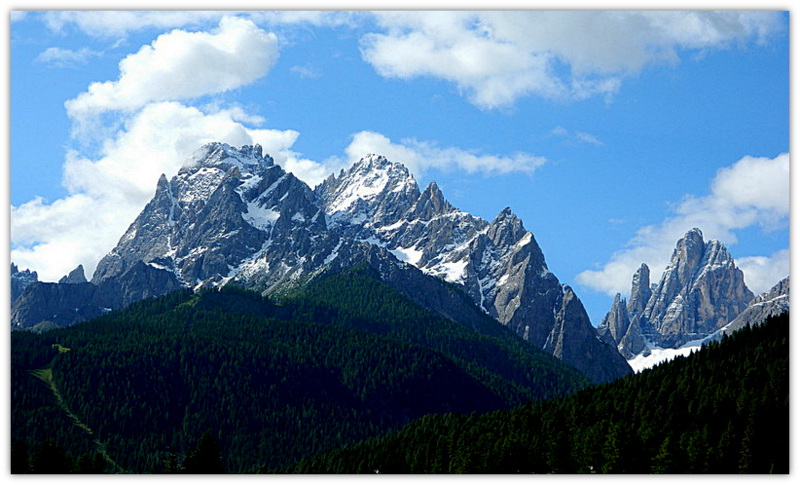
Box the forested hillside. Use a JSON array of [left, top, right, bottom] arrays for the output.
[[11, 266, 589, 473], [284, 312, 789, 474]]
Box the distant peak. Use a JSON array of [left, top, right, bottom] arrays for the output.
[[331, 153, 418, 192], [59, 264, 87, 284]]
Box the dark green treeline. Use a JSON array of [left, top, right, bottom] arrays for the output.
[[284, 313, 789, 474]]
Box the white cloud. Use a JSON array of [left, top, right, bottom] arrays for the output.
[[342, 130, 547, 178], [41, 11, 224, 37], [65, 16, 278, 123], [37, 10, 362, 39], [575, 132, 604, 146], [576, 153, 790, 297], [550, 126, 604, 146], [737, 249, 790, 295], [35, 46, 102, 67], [361, 11, 784, 109]]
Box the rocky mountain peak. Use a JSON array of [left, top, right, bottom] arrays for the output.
[[598, 293, 631, 345], [487, 207, 527, 247], [316, 154, 420, 225], [185, 142, 274, 175], [668, 228, 707, 284], [11, 263, 38, 302], [605, 227, 755, 361], [410, 181, 454, 220]]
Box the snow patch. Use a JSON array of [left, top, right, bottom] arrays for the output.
[[243, 202, 279, 230], [324, 240, 344, 266], [390, 246, 423, 266], [628, 344, 702, 373], [438, 260, 468, 284], [360, 236, 386, 248]]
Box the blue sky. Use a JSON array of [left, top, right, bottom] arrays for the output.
[[8, 9, 790, 325]]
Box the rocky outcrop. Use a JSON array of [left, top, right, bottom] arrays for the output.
[[597, 293, 630, 346]]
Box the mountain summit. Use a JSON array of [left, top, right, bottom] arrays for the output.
[[598, 228, 755, 360], [12, 143, 631, 383]]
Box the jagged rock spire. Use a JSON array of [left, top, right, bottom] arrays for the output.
[[628, 263, 651, 317]]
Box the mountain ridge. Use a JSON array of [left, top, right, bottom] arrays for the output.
[[12, 142, 631, 383]]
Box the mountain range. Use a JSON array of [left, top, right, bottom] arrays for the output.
[[11, 142, 789, 381], [12, 142, 630, 383]]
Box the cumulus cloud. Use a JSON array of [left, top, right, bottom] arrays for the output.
[[576, 153, 790, 297], [65, 16, 278, 123], [342, 130, 547, 178], [361, 11, 784, 109]]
